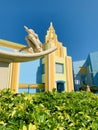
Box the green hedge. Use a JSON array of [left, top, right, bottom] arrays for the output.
[[0, 89, 98, 130]]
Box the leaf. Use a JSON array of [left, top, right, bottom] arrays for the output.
[[0, 121, 4, 125], [22, 125, 27, 130], [11, 110, 16, 117], [59, 127, 64, 130], [28, 123, 36, 130]]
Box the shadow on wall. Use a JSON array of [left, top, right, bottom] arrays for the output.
[[36, 58, 43, 84], [94, 72, 98, 86]]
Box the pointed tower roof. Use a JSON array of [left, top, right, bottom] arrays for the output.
[[45, 22, 58, 43], [49, 22, 54, 31]]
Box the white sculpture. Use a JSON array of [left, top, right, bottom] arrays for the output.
[[19, 26, 43, 53]]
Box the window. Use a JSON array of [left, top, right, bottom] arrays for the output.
[[75, 80, 80, 85], [56, 63, 64, 74]]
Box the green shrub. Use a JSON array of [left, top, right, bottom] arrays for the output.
[[0, 89, 98, 129]]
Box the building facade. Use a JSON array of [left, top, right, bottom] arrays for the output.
[[0, 23, 74, 93], [41, 23, 74, 92], [73, 51, 98, 91]]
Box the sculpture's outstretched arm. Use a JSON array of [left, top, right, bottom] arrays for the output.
[[24, 26, 30, 34]]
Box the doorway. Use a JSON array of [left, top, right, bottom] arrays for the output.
[[57, 82, 65, 92]]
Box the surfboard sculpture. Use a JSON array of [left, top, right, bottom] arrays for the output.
[[0, 46, 57, 62], [0, 26, 57, 62]]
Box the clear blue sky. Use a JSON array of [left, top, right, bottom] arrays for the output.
[[0, 0, 98, 61]]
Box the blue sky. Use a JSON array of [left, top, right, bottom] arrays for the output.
[[0, 0, 98, 61]]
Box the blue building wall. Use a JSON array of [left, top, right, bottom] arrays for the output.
[[83, 55, 93, 86], [73, 60, 85, 74], [73, 51, 98, 91], [73, 60, 85, 91], [89, 52, 98, 86]]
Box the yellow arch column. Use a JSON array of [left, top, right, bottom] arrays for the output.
[[10, 62, 20, 92], [66, 56, 74, 92], [45, 52, 55, 91]]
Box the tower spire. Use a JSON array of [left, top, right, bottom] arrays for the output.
[[49, 22, 55, 31], [50, 22, 53, 27], [45, 22, 57, 43]]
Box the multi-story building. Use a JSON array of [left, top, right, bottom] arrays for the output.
[[41, 23, 74, 92]]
